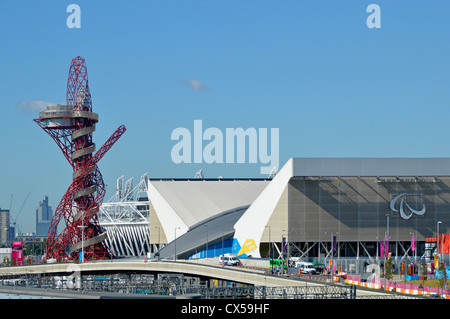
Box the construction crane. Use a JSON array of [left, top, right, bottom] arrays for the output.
[[9, 192, 31, 238]]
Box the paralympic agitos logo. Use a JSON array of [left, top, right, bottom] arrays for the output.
[[390, 193, 426, 220]]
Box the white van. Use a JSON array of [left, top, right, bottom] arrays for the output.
[[296, 262, 316, 275], [218, 254, 241, 266]]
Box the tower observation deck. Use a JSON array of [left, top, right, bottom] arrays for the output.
[[34, 56, 126, 261]]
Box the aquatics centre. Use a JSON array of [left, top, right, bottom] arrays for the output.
[[147, 158, 450, 266]]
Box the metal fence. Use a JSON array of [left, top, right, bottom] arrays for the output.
[[1, 271, 427, 299], [180, 285, 356, 299], [0, 272, 360, 299]]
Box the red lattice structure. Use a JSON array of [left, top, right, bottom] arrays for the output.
[[34, 56, 126, 261]]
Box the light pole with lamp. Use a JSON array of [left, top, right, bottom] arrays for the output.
[[376, 236, 380, 268], [78, 218, 87, 263], [281, 229, 289, 259], [154, 226, 160, 260], [437, 221, 443, 295], [409, 231, 417, 273], [437, 221, 442, 264], [265, 226, 272, 274], [174, 227, 180, 261], [332, 232, 338, 275], [265, 225, 271, 259], [324, 232, 338, 277], [221, 231, 225, 267], [203, 224, 209, 259], [281, 229, 288, 273], [383, 212, 391, 289], [221, 229, 233, 268]]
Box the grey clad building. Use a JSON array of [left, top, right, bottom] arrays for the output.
[[273, 158, 450, 262], [0, 208, 10, 245]]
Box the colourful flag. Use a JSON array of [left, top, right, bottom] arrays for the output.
[[444, 234, 450, 255], [333, 236, 337, 251], [411, 235, 415, 252], [437, 234, 449, 255], [380, 241, 384, 257]]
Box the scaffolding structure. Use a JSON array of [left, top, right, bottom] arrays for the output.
[[99, 173, 151, 257]]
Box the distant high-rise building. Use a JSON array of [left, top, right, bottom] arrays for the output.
[[0, 208, 10, 245], [36, 196, 53, 236]]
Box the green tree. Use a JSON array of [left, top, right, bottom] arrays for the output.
[[385, 256, 393, 280], [24, 241, 46, 256], [438, 263, 447, 289], [421, 260, 427, 276]]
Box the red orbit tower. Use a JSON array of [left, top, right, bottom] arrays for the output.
[[34, 56, 126, 261]]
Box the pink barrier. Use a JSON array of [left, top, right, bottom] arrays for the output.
[[343, 274, 450, 295], [370, 279, 450, 294], [347, 275, 360, 281]]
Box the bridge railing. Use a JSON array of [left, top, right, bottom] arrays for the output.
[[181, 285, 356, 299]]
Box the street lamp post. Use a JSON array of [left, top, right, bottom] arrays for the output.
[[410, 231, 417, 268], [154, 226, 160, 260], [376, 236, 380, 267], [332, 232, 338, 275], [437, 221, 442, 264], [383, 213, 390, 289], [203, 224, 209, 259], [265, 226, 272, 274], [281, 229, 288, 260], [221, 229, 233, 268], [222, 232, 225, 268], [384, 213, 391, 285], [324, 232, 338, 277], [330, 232, 333, 276], [265, 226, 271, 260], [174, 227, 180, 261], [437, 221, 443, 296], [78, 218, 87, 263]]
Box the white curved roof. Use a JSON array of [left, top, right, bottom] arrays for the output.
[[147, 179, 270, 242]]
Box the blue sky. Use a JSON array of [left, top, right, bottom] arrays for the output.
[[0, 1, 449, 233]]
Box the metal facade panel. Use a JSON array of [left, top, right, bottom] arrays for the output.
[[288, 176, 450, 242], [292, 158, 450, 177]]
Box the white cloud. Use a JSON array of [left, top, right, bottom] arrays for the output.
[[16, 100, 53, 114], [182, 78, 209, 92]]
